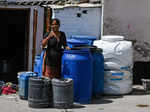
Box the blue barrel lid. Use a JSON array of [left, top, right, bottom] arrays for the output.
[[18, 71, 38, 78], [64, 49, 90, 54], [35, 55, 41, 59], [71, 46, 103, 53], [71, 35, 97, 40], [67, 38, 89, 44]]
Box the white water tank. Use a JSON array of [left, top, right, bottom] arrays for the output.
[[93, 35, 133, 70], [104, 70, 132, 95], [93, 35, 133, 95]]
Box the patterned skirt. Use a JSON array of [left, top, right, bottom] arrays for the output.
[[42, 52, 61, 79]]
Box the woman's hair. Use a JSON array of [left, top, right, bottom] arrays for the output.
[[51, 18, 60, 26]]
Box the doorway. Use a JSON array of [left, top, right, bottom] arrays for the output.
[[0, 8, 30, 83]]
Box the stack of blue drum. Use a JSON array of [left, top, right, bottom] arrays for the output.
[[62, 35, 104, 104], [32, 35, 104, 104]]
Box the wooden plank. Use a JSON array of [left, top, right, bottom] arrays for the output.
[[46, 7, 51, 33], [32, 8, 38, 71]]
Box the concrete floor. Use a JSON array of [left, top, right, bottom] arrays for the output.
[[0, 85, 150, 112]]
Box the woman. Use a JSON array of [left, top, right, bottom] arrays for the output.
[[42, 18, 70, 79]]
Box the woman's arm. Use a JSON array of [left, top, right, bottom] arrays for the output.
[[62, 32, 71, 50], [42, 32, 54, 47]]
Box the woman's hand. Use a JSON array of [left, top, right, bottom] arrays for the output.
[[47, 31, 55, 40], [42, 31, 55, 47], [65, 46, 71, 50], [49, 31, 60, 42]]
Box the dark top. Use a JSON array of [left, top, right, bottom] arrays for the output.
[[44, 31, 67, 66]]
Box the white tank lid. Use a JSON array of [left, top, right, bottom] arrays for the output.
[[101, 35, 124, 41]]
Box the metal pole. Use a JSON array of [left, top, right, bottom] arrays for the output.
[[101, 0, 104, 38]]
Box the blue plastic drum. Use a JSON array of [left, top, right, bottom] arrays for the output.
[[67, 39, 89, 48], [34, 55, 41, 76], [71, 35, 97, 45], [18, 72, 38, 100], [39, 50, 46, 77], [92, 48, 104, 96], [72, 46, 104, 96], [34, 49, 46, 77], [61, 49, 93, 104]]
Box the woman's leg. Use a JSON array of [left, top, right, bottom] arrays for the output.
[[44, 65, 61, 79], [42, 52, 46, 76]]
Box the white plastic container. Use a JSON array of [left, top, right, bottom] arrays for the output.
[[94, 35, 133, 95], [93, 35, 133, 70], [141, 79, 150, 90], [101, 35, 124, 41], [104, 70, 133, 95]]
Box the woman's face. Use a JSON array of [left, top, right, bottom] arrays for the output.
[[51, 20, 59, 32]]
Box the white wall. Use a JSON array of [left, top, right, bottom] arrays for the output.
[[104, 0, 150, 61], [52, 5, 102, 39]]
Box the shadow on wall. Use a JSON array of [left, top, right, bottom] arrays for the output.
[[103, 17, 122, 35]]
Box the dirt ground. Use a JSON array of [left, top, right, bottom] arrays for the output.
[[0, 85, 150, 112]]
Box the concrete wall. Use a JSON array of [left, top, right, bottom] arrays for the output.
[[103, 0, 150, 61]]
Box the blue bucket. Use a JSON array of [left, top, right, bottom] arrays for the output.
[[62, 49, 93, 104], [18, 71, 38, 100]]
